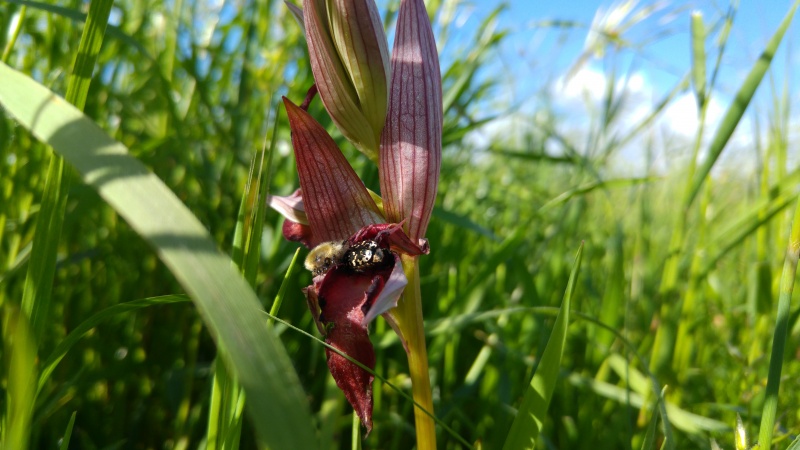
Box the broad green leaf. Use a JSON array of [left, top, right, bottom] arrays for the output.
[[0, 62, 318, 450]]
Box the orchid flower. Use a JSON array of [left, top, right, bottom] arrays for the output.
[[274, 0, 441, 445]]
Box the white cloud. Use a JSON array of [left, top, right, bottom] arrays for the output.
[[555, 67, 608, 104], [463, 64, 774, 177]]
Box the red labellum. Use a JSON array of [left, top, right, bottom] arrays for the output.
[[301, 223, 427, 432]]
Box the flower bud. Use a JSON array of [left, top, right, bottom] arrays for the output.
[[301, 0, 390, 162]]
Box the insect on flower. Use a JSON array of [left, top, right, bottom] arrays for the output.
[[269, 92, 431, 434], [304, 239, 389, 277]]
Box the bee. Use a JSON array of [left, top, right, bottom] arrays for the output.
[[304, 239, 388, 277]]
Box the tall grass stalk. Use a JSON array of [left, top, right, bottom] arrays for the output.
[[757, 195, 800, 447]]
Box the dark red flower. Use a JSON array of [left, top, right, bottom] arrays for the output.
[[274, 0, 441, 435], [278, 98, 427, 432]]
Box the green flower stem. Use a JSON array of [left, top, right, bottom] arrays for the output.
[[394, 255, 436, 450]]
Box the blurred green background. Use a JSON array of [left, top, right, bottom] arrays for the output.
[[2, 0, 800, 448]]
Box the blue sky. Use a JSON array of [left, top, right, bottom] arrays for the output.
[[428, 0, 800, 174], [461, 0, 798, 100]]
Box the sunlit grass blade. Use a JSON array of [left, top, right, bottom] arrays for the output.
[[5, 0, 153, 58], [735, 413, 748, 450], [206, 363, 244, 450], [269, 248, 302, 322], [757, 194, 800, 447], [502, 242, 583, 450], [1, 4, 26, 62], [651, 2, 797, 381], [441, 6, 505, 114], [707, 2, 737, 91], [690, 12, 706, 108], [244, 115, 278, 283], [0, 62, 318, 450], [432, 206, 498, 240], [2, 306, 36, 450], [685, 1, 798, 207], [490, 148, 575, 165], [18, 152, 68, 338]]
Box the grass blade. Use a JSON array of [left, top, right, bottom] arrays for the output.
[[206, 115, 278, 450], [58, 411, 77, 450], [757, 194, 800, 447], [685, 1, 798, 207], [502, 242, 584, 450], [787, 434, 800, 450], [20, 0, 112, 343], [2, 306, 37, 450], [639, 390, 664, 450], [0, 62, 318, 450], [690, 12, 707, 109]]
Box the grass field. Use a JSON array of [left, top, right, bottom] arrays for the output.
[[2, 0, 800, 449]]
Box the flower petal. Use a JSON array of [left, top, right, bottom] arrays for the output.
[[316, 269, 387, 432], [282, 219, 314, 248], [268, 188, 308, 224], [283, 97, 384, 243], [379, 0, 442, 242], [361, 254, 407, 325]]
